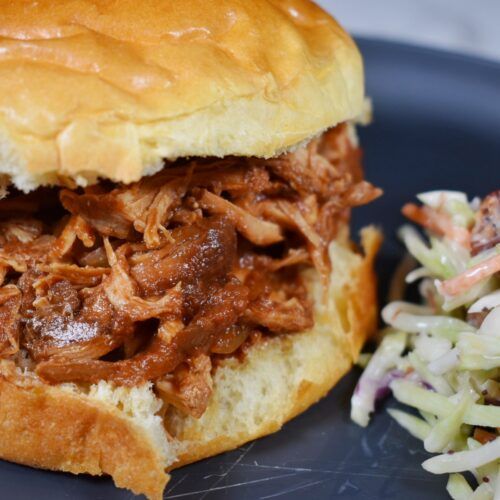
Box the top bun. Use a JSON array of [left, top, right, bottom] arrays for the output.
[[0, 0, 364, 191]]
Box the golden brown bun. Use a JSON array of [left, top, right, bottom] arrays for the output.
[[0, 227, 380, 498], [0, 364, 172, 500], [0, 0, 364, 191]]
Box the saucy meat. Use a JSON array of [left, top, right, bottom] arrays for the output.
[[0, 123, 381, 417]]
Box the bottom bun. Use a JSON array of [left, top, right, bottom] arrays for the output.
[[0, 365, 174, 499], [166, 226, 381, 466], [0, 226, 381, 499]]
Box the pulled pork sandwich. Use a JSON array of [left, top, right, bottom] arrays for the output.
[[0, 0, 382, 498]]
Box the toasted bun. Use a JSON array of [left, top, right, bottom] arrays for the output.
[[0, 227, 380, 499], [0, 366, 175, 500], [0, 0, 364, 192]]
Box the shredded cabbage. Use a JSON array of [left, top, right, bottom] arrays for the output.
[[351, 190, 500, 498], [381, 301, 474, 341], [423, 392, 472, 453], [480, 307, 500, 337], [422, 439, 500, 474], [428, 348, 459, 375], [417, 190, 468, 208], [447, 473, 474, 500], [469, 483, 494, 500], [469, 290, 500, 314], [390, 380, 500, 427], [408, 352, 454, 396], [399, 225, 459, 279], [387, 408, 431, 441], [351, 331, 406, 427]]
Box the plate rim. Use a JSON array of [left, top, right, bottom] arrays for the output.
[[355, 35, 500, 73]]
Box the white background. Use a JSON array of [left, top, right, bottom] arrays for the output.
[[317, 0, 500, 62]]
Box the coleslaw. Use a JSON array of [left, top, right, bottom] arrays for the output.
[[351, 189, 500, 499]]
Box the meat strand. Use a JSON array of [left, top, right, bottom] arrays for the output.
[[196, 189, 283, 246], [0, 285, 21, 356], [156, 354, 213, 418], [36, 278, 249, 385], [130, 216, 237, 297]]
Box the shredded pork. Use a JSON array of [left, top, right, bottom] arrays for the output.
[[0, 124, 380, 418]]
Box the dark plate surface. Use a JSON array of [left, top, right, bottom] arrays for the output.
[[4, 39, 500, 499]]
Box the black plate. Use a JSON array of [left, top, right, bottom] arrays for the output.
[[4, 38, 500, 499]]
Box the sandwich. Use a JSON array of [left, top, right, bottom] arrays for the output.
[[0, 0, 382, 498]]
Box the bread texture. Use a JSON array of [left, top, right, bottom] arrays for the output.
[[0, 0, 364, 191], [0, 226, 380, 498], [0, 365, 175, 500]]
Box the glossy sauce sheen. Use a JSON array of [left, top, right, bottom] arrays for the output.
[[0, 125, 380, 418]]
